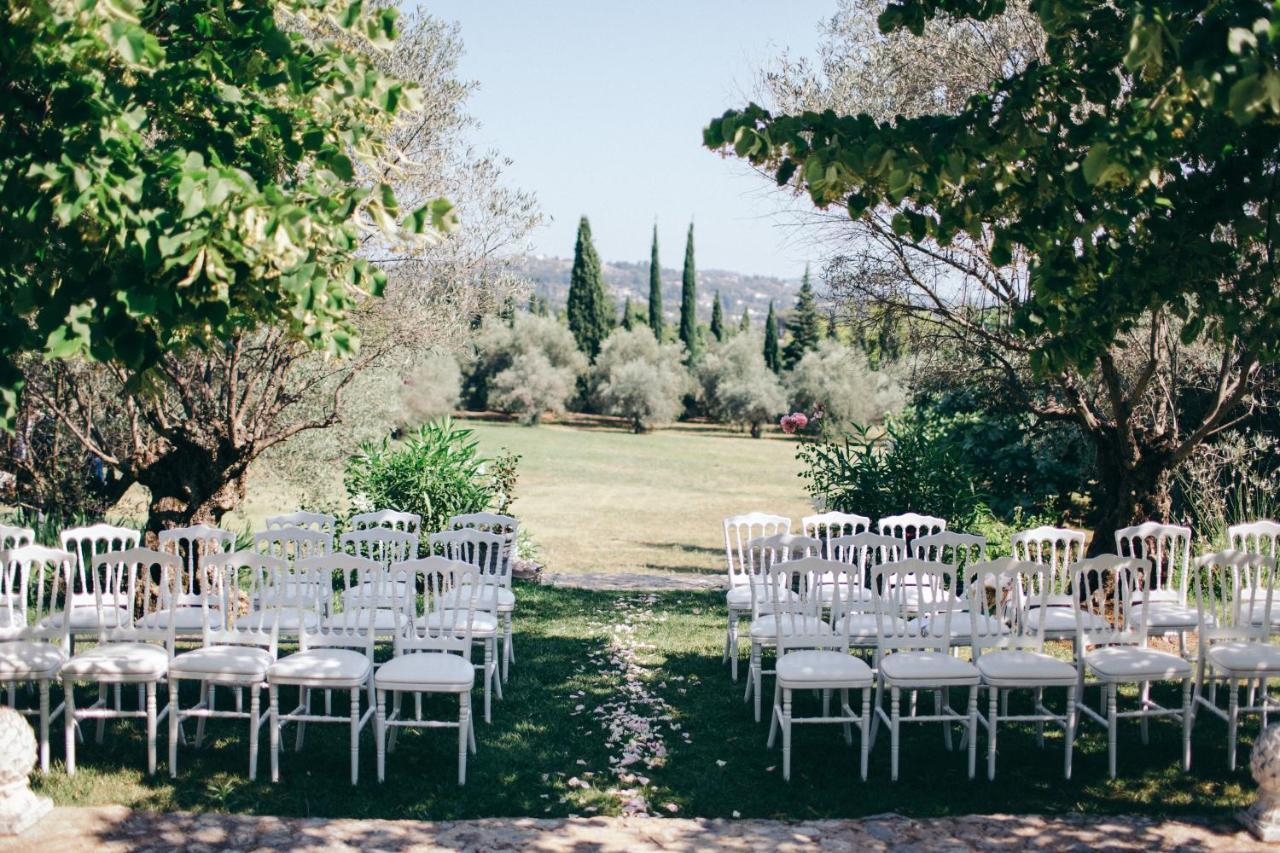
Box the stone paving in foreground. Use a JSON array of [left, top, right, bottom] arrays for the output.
[[2, 806, 1263, 852]]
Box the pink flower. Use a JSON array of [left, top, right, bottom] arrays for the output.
[[780, 415, 797, 434], [791, 412, 809, 429]]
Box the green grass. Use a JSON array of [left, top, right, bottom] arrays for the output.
[[31, 585, 1253, 820]]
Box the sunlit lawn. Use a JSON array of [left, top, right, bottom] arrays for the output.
[[32, 585, 1253, 820]]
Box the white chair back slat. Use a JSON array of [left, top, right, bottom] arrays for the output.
[[253, 526, 332, 562], [802, 511, 871, 560], [824, 532, 904, 616], [1114, 522, 1192, 605], [157, 524, 236, 608], [59, 523, 140, 611], [1229, 520, 1280, 561], [202, 552, 287, 652], [870, 559, 955, 654], [877, 513, 946, 544], [0, 545, 75, 645], [429, 529, 508, 591], [967, 558, 1050, 657], [0, 525, 35, 551], [340, 528, 419, 566], [394, 557, 479, 656], [767, 559, 845, 655], [265, 511, 336, 541], [1070, 555, 1151, 651], [350, 509, 422, 536], [292, 554, 382, 653], [91, 547, 183, 646], [745, 533, 820, 616], [724, 513, 791, 589], [911, 531, 987, 568], [1011, 526, 1087, 607], [1192, 550, 1278, 642], [450, 512, 519, 572]]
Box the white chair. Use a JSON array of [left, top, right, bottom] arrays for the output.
[[1230, 520, 1280, 560], [350, 509, 422, 536], [877, 513, 946, 543], [868, 558, 980, 781], [723, 512, 791, 681], [1115, 522, 1196, 654], [265, 511, 336, 543], [155, 524, 236, 636], [60, 547, 181, 775], [375, 558, 480, 784], [1071, 554, 1193, 779], [764, 558, 873, 781], [341, 528, 419, 566], [1190, 550, 1280, 770], [743, 533, 821, 722], [168, 552, 286, 780], [1011, 526, 1090, 642], [430, 530, 506, 712], [0, 524, 35, 551], [59, 523, 140, 634], [449, 513, 520, 676], [908, 531, 986, 624], [0, 545, 74, 771], [802, 511, 870, 560], [267, 554, 381, 785], [967, 558, 1078, 780], [253, 525, 332, 562], [827, 532, 906, 653]]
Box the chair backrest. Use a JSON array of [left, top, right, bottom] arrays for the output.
[[912, 531, 987, 569], [157, 524, 236, 608], [429, 528, 509, 589], [966, 558, 1050, 657], [870, 559, 956, 654], [450, 512, 519, 570], [91, 547, 183, 646], [802, 511, 871, 559], [1229, 520, 1280, 561], [253, 525, 332, 562], [1190, 550, 1277, 646], [826, 532, 904, 613], [1011, 526, 1087, 607], [877, 513, 946, 544], [264, 510, 336, 540], [0, 545, 75, 646], [59, 523, 140, 606], [0, 524, 35, 551], [340, 528, 419, 566], [392, 557, 479, 656], [200, 551, 287, 653], [1114, 522, 1192, 604], [1070, 554, 1150, 651], [765, 559, 848, 655], [748, 532, 821, 566], [724, 512, 791, 588], [350, 509, 422, 536], [293, 554, 382, 653]]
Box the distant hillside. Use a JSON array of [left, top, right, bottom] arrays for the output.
[[510, 255, 800, 325]]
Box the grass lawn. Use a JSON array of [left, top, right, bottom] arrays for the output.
[[32, 584, 1252, 820]]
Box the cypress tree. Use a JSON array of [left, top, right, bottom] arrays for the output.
[[782, 265, 821, 368], [567, 216, 610, 359], [648, 224, 664, 339], [763, 301, 781, 373], [679, 223, 698, 360], [826, 307, 840, 340], [710, 291, 725, 342], [739, 307, 751, 333]]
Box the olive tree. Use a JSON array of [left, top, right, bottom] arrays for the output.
[[468, 313, 587, 425], [787, 340, 904, 429], [591, 328, 691, 432], [697, 333, 787, 438]]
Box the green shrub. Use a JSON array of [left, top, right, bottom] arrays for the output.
[[344, 418, 520, 537]]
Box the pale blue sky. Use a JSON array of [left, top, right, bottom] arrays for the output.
[[423, 1, 835, 279]]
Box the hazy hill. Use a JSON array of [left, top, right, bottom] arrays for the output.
[[511, 255, 799, 325]]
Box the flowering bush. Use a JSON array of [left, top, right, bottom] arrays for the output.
[[779, 408, 820, 435]]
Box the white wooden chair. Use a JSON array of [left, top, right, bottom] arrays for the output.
[[375, 558, 480, 784], [1071, 554, 1193, 779], [350, 509, 422, 536], [265, 511, 336, 545], [168, 552, 286, 779], [1011, 526, 1090, 642], [449, 513, 520, 676], [1230, 521, 1280, 638], [868, 558, 980, 781], [1190, 550, 1280, 770], [743, 533, 821, 722], [763, 558, 873, 781], [909, 531, 986, 626], [1115, 522, 1196, 654], [827, 532, 906, 653], [155, 524, 236, 636], [877, 513, 946, 544], [60, 547, 181, 775], [253, 525, 332, 562], [430, 530, 506, 711], [341, 528, 419, 566], [267, 553, 381, 784], [0, 545, 74, 771], [802, 511, 871, 560], [723, 512, 791, 681], [59, 523, 140, 635], [967, 558, 1078, 780], [0, 524, 35, 551]]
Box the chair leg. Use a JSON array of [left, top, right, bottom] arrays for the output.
[[195, 681, 209, 748], [168, 679, 181, 779], [1139, 681, 1150, 745], [376, 688, 387, 783], [484, 642, 494, 724], [1107, 683, 1118, 780], [1064, 686, 1077, 780], [859, 687, 871, 781], [249, 687, 261, 782], [96, 682, 106, 744], [296, 688, 310, 751], [146, 682, 157, 776], [490, 638, 504, 701], [767, 680, 781, 748], [751, 645, 764, 723], [503, 614, 514, 682], [269, 684, 280, 783], [743, 642, 756, 703], [938, 690, 953, 751], [38, 681, 50, 774], [781, 687, 793, 782], [841, 688, 852, 746], [890, 686, 901, 782], [868, 678, 883, 751], [822, 688, 831, 718], [64, 681, 77, 775], [459, 692, 471, 785], [988, 687, 999, 781], [966, 686, 978, 779], [1181, 677, 1192, 772], [349, 687, 360, 785], [1034, 687, 1045, 748]]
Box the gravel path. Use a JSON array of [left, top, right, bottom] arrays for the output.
[[3, 807, 1261, 851]]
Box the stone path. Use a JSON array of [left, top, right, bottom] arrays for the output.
[[544, 571, 723, 591], [3, 807, 1263, 852]]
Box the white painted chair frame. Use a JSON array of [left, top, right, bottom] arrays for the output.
[[265, 510, 336, 544], [350, 509, 422, 536], [877, 513, 947, 544], [449, 513, 520, 676], [156, 524, 236, 637], [1115, 522, 1195, 655], [802, 511, 871, 560], [431, 528, 513, 691], [723, 512, 791, 681], [1011, 526, 1089, 642], [827, 532, 907, 654], [743, 533, 822, 722], [59, 523, 140, 633]]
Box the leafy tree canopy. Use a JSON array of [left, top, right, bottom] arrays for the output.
[[0, 0, 457, 428]]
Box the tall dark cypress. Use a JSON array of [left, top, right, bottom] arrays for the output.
[[782, 265, 821, 368], [739, 307, 751, 333], [710, 291, 725, 341], [567, 216, 610, 358], [621, 296, 635, 331], [648, 224, 664, 339], [763, 301, 781, 373], [679, 223, 697, 360]]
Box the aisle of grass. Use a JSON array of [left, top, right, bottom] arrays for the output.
[[33, 585, 1252, 820]]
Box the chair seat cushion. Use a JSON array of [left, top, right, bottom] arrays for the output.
[[817, 585, 874, 605], [61, 642, 169, 680], [424, 611, 498, 636], [324, 609, 401, 633], [1130, 603, 1199, 631], [880, 651, 979, 687], [268, 648, 371, 687], [1084, 646, 1192, 681], [776, 649, 872, 687], [1208, 641, 1280, 676], [906, 614, 1010, 642], [749, 616, 830, 640], [835, 614, 904, 644], [49, 606, 130, 632], [1034, 607, 1108, 636], [170, 645, 274, 680], [0, 641, 65, 679], [976, 649, 1078, 686], [139, 607, 211, 632], [443, 585, 515, 612], [375, 652, 474, 692], [234, 610, 320, 633]]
